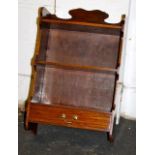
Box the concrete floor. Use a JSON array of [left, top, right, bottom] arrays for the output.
[[18, 113, 136, 155]]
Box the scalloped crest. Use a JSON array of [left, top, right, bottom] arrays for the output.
[[40, 7, 125, 26]]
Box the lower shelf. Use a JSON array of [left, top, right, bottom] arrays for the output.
[[26, 103, 112, 132]]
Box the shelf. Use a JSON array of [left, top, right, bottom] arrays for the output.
[[34, 61, 117, 73], [40, 18, 122, 30]]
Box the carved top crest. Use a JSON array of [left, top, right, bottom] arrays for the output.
[[40, 7, 125, 26]]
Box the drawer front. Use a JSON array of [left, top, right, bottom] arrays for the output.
[[28, 103, 112, 132]]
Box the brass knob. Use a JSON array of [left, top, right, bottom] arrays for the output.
[[60, 113, 66, 119], [72, 115, 78, 120]]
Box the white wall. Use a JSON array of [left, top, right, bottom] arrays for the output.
[[119, 0, 136, 119], [18, 0, 136, 119], [18, 0, 54, 103], [55, 0, 129, 23]]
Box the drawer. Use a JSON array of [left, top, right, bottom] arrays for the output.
[[28, 103, 112, 132]]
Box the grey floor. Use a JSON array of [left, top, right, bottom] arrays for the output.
[[18, 113, 136, 155]]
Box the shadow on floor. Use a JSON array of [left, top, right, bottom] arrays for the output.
[[18, 113, 136, 155]]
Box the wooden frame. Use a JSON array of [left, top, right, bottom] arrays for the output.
[[25, 7, 125, 142]]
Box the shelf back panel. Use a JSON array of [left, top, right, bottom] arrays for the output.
[[38, 29, 120, 69], [31, 66, 116, 112]]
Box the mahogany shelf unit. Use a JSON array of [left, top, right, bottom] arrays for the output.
[[25, 7, 125, 142]]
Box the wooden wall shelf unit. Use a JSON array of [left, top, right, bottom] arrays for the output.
[[25, 7, 125, 142]]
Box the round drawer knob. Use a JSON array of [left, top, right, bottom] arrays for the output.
[[60, 113, 66, 119], [73, 115, 78, 120]]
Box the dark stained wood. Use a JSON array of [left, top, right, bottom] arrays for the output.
[[41, 7, 124, 27], [28, 103, 112, 132], [27, 122, 38, 134], [40, 22, 122, 35], [107, 132, 114, 143], [34, 61, 118, 73], [39, 8, 125, 35], [40, 18, 122, 29], [37, 29, 120, 68], [31, 66, 116, 112], [25, 7, 125, 142]]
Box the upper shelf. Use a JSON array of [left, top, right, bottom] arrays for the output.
[[33, 60, 118, 74], [38, 7, 125, 35]]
